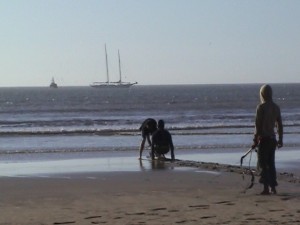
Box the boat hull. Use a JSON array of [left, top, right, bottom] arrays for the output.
[[90, 82, 137, 88]]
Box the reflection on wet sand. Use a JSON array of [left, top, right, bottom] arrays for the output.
[[139, 158, 175, 171]]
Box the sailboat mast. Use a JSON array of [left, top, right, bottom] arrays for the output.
[[118, 50, 122, 83], [105, 44, 109, 83]]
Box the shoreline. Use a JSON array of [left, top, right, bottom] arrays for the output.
[[0, 147, 299, 178]]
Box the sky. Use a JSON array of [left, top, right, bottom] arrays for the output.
[[0, 0, 300, 87]]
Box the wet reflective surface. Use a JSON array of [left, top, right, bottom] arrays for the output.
[[0, 148, 298, 177]]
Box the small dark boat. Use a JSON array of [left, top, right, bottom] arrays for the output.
[[50, 77, 58, 88]]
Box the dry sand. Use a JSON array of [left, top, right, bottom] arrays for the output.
[[0, 160, 299, 225]]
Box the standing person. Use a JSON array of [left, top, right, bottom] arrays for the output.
[[151, 120, 175, 161], [139, 118, 157, 159], [252, 84, 283, 195]]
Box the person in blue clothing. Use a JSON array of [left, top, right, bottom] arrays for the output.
[[139, 118, 157, 159], [151, 120, 175, 161]]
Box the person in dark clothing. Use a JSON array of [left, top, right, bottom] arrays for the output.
[[252, 84, 283, 195], [139, 118, 157, 159], [151, 120, 175, 161]]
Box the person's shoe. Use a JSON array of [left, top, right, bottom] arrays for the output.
[[270, 187, 277, 194], [260, 190, 270, 195], [260, 184, 270, 195]]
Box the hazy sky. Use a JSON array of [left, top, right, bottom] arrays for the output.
[[0, 0, 300, 87]]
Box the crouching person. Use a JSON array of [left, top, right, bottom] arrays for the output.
[[151, 120, 175, 161]]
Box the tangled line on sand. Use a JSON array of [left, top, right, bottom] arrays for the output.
[[174, 160, 300, 184]]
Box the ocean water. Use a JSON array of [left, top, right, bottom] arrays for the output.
[[0, 84, 299, 168]]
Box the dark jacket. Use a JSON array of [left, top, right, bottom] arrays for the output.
[[151, 128, 174, 160], [139, 118, 157, 137], [254, 85, 283, 144]]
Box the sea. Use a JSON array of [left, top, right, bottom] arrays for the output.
[[0, 84, 299, 176]]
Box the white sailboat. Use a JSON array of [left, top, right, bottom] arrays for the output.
[[90, 45, 137, 88]]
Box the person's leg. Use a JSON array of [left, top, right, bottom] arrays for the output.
[[139, 138, 146, 159], [151, 147, 156, 160], [268, 140, 278, 194], [258, 141, 270, 194]]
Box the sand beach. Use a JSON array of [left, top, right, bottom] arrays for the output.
[[0, 155, 299, 225]]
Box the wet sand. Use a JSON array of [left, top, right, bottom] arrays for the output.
[[0, 158, 299, 225]]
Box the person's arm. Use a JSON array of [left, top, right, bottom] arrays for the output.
[[277, 107, 283, 148], [168, 132, 175, 160], [253, 105, 262, 148]]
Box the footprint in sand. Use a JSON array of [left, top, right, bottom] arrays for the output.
[[222, 220, 233, 224], [281, 214, 294, 218], [113, 216, 123, 219], [53, 222, 75, 225], [151, 207, 167, 211], [188, 204, 210, 209], [214, 201, 235, 206], [84, 216, 105, 224], [125, 212, 146, 215], [255, 199, 269, 203], [200, 215, 216, 219], [245, 217, 266, 221], [84, 216, 102, 220], [269, 209, 285, 212]]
